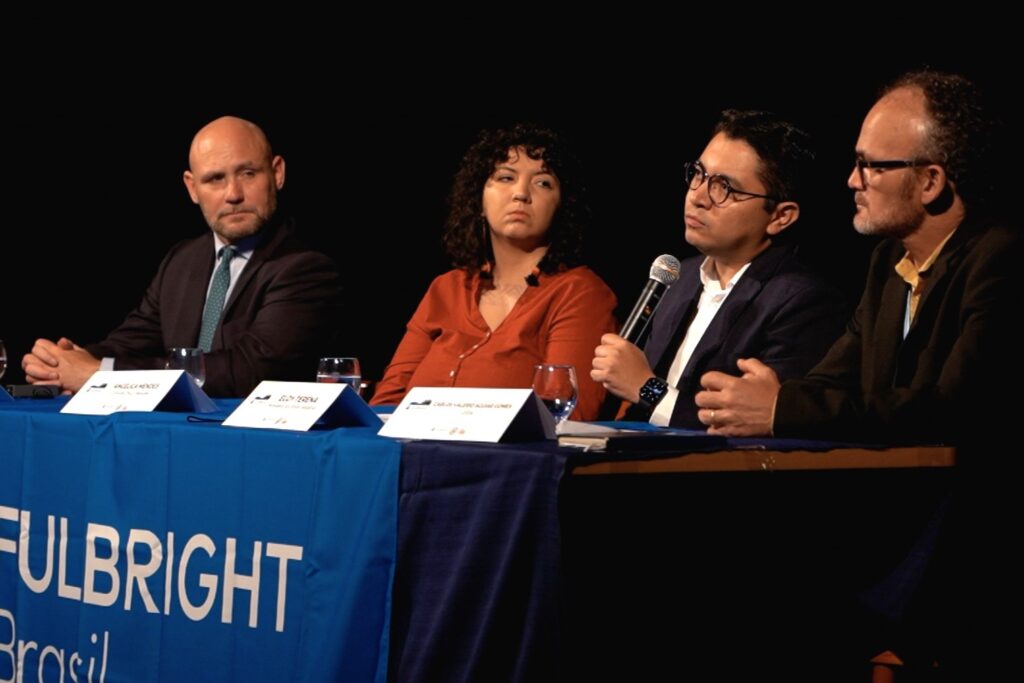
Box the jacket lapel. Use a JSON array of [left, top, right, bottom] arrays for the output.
[[677, 245, 789, 384], [678, 269, 764, 384], [645, 268, 701, 373], [177, 238, 215, 347], [894, 225, 973, 384], [872, 270, 907, 390], [221, 220, 291, 317], [904, 226, 970, 342]]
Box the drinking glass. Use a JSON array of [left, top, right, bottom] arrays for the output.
[[0, 339, 6, 381], [166, 347, 206, 388], [317, 357, 362, 393], [532, 364, 578, 423]]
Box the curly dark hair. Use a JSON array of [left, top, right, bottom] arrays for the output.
[[442, 123, 589, 273], [882, 70, 993, 211], [712, 109, 816, 211]]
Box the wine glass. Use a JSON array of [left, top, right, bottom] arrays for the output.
[[166, 347, 206, 388], [532, 364, 578, 424], [0, 339, 6, 381], [317, 357, 362, 394]]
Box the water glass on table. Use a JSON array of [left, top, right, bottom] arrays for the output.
[[532, 363, 579, 424], [166, 347, 206, 388], [317, 357, 362, 394]]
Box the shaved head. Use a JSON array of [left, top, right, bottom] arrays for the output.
[[188, 116, 274, 171]]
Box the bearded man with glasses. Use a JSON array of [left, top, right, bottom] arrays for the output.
[[591, 109, 845, 428], [696, 71, 1021, 678]]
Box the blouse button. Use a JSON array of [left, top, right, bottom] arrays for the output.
[[449, 370, 456, 377]]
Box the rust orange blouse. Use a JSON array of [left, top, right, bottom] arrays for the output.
[[372, 266, 617, 420]]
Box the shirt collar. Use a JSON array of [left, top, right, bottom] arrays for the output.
[[212, 233, 256, 261], [894, 228, 958, 287], [698, 257, 753, 292]]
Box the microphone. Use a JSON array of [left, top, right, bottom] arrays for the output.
[[619, 254, 681, 343]]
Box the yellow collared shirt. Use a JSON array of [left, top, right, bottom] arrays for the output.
[[894, 230, 957, 333]]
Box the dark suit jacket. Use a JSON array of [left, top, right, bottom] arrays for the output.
[[775, 220, 1020, 443], [637, 243, 846, 428], [771, 222, 1024, 676], [86, 218, 343, 397]]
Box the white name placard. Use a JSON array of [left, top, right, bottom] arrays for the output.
[[378, 387, 556, 443], [223, 381, 382, 432], [61, 370, 216, 415]]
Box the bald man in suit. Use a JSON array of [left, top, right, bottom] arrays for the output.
[[22, 116, 342, 397]]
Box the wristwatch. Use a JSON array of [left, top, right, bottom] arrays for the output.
[[637, 377, 670, 412]]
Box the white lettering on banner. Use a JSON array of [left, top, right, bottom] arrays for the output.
[[0, 506, 304, 634], [179, 534, 218, 622], [39, 645, 64, 681], [163, 531, 174, 616], [59, 516, 82, 601], [18, 511, 54, 593], [0, 608, 109, 683], [125, 529, 161, 613], [222, 539, 261, 628], [84, 523, 120, 607], [266, 543, 304, 633], [0, 507, 15, 555]]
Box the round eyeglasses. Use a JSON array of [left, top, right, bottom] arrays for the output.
[[684, 161, 778, 206]]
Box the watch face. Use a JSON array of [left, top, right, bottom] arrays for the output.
[[640, 378, 669, 407]]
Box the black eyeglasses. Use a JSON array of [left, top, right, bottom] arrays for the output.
[[684, 161, 777, 206], [853, 158, 934, 186]]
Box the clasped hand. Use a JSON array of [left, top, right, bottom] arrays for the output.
[[22, 337, 101, 394]]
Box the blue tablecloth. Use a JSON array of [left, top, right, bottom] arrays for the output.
[[1, 397, 968, 682], [0, 399, 399, 683], [392, 440, 568, 682]]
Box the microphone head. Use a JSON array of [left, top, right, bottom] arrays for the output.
[[649, 254, 681, 286]]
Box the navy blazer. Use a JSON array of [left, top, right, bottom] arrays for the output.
[[87, 218, 343, 397], [638, 243, 846, 428]]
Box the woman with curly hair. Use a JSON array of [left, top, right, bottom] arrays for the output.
[[372, 123, 616, 419]]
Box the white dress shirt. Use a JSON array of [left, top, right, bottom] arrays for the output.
[[650, 258, 752, 426]]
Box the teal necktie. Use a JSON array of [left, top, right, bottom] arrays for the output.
[[197, 246, 237, 352]]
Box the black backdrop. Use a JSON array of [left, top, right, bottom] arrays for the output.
[[3, 55, 1016, 387]]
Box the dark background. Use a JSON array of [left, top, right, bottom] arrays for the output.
[[3, 55, 1015, 386]]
